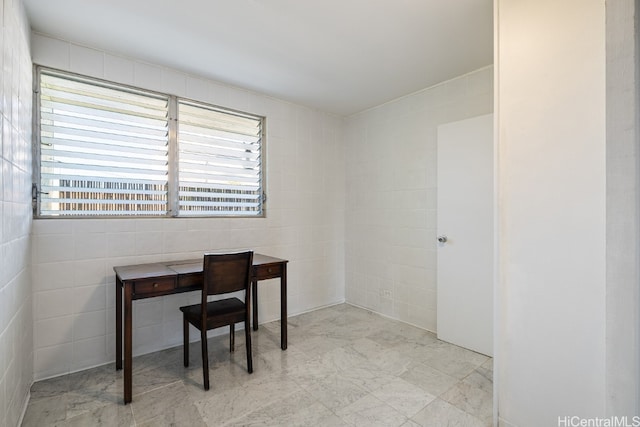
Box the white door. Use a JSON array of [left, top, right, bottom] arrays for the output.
[[436, 114, 493, 356]]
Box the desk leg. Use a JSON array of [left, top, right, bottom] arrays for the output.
[[116, 279, 122, 370], [252, 279, 259, 331], [124, 285, 133, 404], [281, 264, 287, 350]]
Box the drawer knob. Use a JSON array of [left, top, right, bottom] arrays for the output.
[[153, 283, 159, 288], [268, 268, 272, 273]]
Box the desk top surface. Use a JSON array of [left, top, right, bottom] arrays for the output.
[[114, 253, 288, 281]]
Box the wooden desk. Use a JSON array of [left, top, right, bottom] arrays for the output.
[[114, 253, 288, 404]]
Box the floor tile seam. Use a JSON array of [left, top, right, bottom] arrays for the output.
[[130, 378, 185, 401], [333, 389, 410, 425], [400, 393, 440, 421], [369, 360, 414, 380], [455, 367, 495, 398], [23, 390, 67, 407], [65, 381, 124, 398], [371, 377, 439, 419], [438, 383, 492, 423], [432, 380, 462, 400], [296, 346, 342, 361], [317, 370, 373, 398], [311, 390, 347, 421], [20, 394, 67, 427], [325, 345, 381, 373], [410, 396, 489, 425], [289, 373, 316, 392], [130, 383, 199, 426], [324, 396, 363, 426], [460, 408, 490, 426], [214, 384, 302, 427], [415, 357, 476, 381], [407, 397, 443, 426], [345, 377, 376, 394], [410, 356, 496, 402], [260, 388, 333, 425], [62, 395, 122, 423], [462, 364, 494, 381]]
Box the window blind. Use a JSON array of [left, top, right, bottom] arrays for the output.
[[35, 67, 265, 218], [38, 70, 170, 216], [177, 101, 263, 216]]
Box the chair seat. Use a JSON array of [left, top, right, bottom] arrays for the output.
[[180, 297, 245, 330]]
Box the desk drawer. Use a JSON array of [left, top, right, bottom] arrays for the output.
[[254, 263, 283, 280], [133, 277, 175, 296], [177, 272, 202, 289]]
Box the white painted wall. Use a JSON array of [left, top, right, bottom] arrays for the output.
[[605, 0, 640, 417], [30, 34, 346, 380], [496, 1, 607, 425], [0, 0, 33, 425], [344, 67, 493, 331]]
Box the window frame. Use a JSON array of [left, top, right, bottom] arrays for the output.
[[32, 65, 266, 219]]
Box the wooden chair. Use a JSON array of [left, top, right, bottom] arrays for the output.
[[179, 251, 254, 390]]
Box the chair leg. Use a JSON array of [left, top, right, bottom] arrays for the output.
[[183, 314, 189, 367], [201, 328, 209, 390], [245, 320, 253, 373], [230, 323, 235, 352]]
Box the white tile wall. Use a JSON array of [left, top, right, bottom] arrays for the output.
[[0, 0, 32, 426], [344, 66, 493, 332], [30, 34, 346, 380]]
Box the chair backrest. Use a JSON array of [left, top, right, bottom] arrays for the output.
[[202, 251, 254, 297]]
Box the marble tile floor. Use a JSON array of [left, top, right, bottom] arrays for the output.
[[23, 304, 493, 427]]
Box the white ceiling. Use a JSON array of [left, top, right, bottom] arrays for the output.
[[23, 0, 493, 116]]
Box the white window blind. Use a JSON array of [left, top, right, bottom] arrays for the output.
[[178, 101, 263, 216], [38, 70, 170, 216], [35, 68, 265, 218]]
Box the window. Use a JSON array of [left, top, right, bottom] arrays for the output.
[[178, 101, 263, 216], [37, 70, 170, 216], [34, 67, 265, 218]]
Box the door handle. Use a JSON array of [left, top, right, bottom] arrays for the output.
[[437, 235, 448, 243]]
